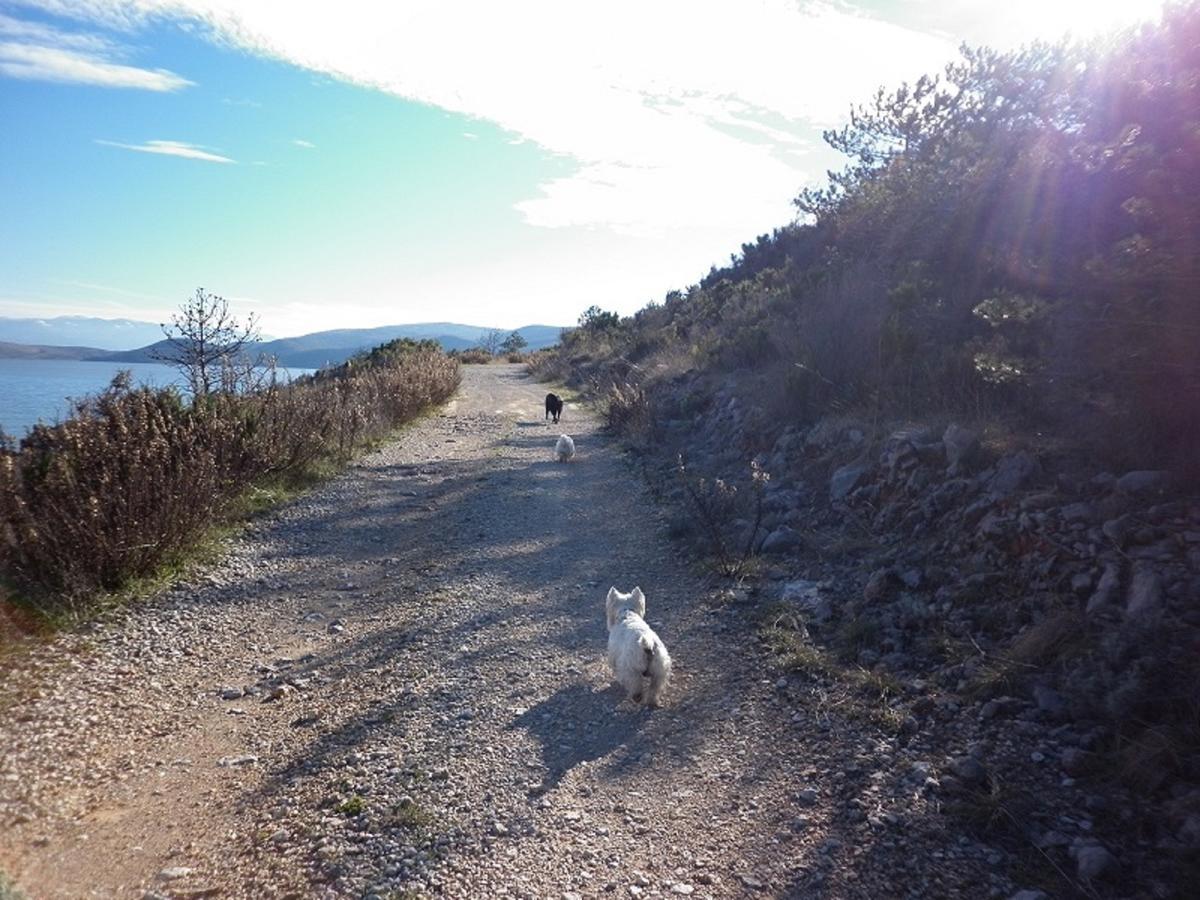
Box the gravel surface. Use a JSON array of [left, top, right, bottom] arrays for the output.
[[1, 365, 1016, 898]]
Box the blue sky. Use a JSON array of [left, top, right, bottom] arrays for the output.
[[0, 0, 1167, 338]]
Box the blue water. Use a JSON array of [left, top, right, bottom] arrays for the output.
[[0, 359, 313, 437]]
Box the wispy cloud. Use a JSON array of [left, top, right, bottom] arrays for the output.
[[0, 13, 191, 91], [96, 139, 235, 163], [0, 41, 191, 90], [291, 138, 315, 148], [0, 12, 109, 51]]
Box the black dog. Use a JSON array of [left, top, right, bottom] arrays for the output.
[[545, 393, 564, 424]]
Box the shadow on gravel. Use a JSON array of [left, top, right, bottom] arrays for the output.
[[512, 681, 648, 791]]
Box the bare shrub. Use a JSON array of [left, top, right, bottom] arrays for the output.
[[676, 457, 769, 577], [456, 348, 493, 365], [475, 329, 506, 355]]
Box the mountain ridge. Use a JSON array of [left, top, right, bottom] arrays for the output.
[[0, 319, 565, 367]]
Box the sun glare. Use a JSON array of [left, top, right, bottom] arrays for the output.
[[1011, 0, 1166, 41]]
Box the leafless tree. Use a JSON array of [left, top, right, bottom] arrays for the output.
[[155, 288, 261, 398], [476, 329, 506, 356]]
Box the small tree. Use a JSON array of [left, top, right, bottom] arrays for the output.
[[155, 288, 260, 399], [475, 329, 506, 355], [499, 330, 528, 354], [578, 305, 621, 331]]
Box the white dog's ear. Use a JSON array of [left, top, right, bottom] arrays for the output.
[[631, 586, 646, 614], [605, 587, 621, 628]]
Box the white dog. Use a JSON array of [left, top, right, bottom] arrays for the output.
[[605, 586, 672, 707], [555, 434, 576, 462]]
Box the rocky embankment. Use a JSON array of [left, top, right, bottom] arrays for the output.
[[629, 375, 1199, 897]]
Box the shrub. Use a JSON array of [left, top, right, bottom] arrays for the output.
[[0, 346, 459, 610], [335, 795, 366, 816], [602, 380, 651, 438], [676, 457, 770, 577], [524, 349, 561, 380], [456, 348, 493, 364]]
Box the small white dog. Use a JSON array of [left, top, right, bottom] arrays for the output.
[[605, 586, 672, 707], [555, 433, 576, 462]]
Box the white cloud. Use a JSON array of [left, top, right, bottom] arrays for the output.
[[0, 12, 192, 90], [96, 138, 235, 163], [0, 11, 110, 51], [10, 1, 1168, 236], [24, 0, 958, 235], [291, 138, 315, 148], [0, 40, 192, 89]]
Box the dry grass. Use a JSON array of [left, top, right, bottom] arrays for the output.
[[602, 379, 652, 440], [968, 609, 1088, 698], [761, 608, 905, 733], [456, 348, 493, 364], [385, 798, 435, 832]]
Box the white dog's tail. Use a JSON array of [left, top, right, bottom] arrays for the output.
[[639, 634, 655, 663], [640, 635, 672, 707]]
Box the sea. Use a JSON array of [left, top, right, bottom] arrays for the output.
[[0, 359, 314, 438]]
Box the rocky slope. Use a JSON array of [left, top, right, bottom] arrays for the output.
[[593, 367, 1199, 898]]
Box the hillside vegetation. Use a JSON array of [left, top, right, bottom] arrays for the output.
[[0, 338, 459, 613], [539, 3, 1199, 472]]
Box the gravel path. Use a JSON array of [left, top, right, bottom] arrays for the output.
[[1, 365, 1012, 899]]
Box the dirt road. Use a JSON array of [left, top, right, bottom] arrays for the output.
[[0, 365, 1004, 898]]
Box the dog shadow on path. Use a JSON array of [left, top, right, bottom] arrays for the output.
[[512, 681, 649, 791]]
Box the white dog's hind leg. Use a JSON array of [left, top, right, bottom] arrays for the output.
[[619, 670, 645, 703], [644, 669, 667, 707], [644, 648, 672, 708]]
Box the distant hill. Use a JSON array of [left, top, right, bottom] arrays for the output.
[[0, 340, 107, 360], [250, 323, 563, 357], [0, 320, 566, 367], [0, 316, 165, 350]]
